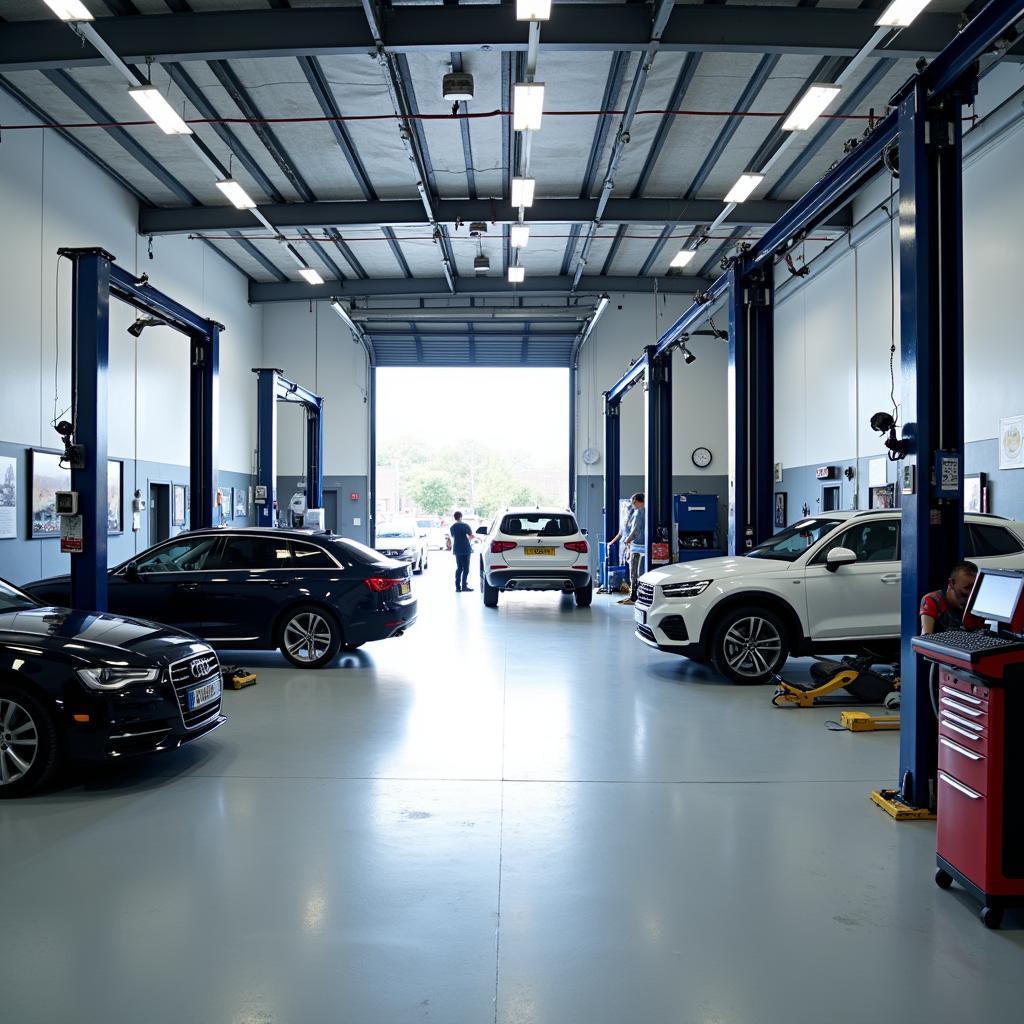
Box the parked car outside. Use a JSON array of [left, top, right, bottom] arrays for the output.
[[416, 517, 448, 551], [478, 507, 592, 608], [24, 528, 416, 669], [0, 576, 224, 797], [634, 510, 1024, 683], [376, 519, 430, 573]]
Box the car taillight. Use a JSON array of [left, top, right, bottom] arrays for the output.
[[565, 540, 589, 554], [491, 540, 517, 553], [364, 576, 401, 592]]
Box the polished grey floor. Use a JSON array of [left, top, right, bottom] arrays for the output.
[[1, 554, 1021, 1024]]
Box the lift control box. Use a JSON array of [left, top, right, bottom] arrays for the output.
[[674, 493, 723, 562]]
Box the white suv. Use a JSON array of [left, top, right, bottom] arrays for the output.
[[635, 510, 1024, 683], [479, 508, 592, 608]]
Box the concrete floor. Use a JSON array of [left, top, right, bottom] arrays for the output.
[[1, 552, 1021, 1024]]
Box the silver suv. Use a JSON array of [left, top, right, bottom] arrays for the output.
[[479, 508, 592, 608]]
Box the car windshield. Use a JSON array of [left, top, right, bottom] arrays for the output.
[[500, 514, 577, 537], [747, 518, 843, 562], [0, 580, 39, 612], [327, 537, 391, 564], [416, 519, 437, 529], [378, 525, 415, 539]]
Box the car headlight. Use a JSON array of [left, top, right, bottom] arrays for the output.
[[661, 580, 712, 598], [77, 667, 162, 690]]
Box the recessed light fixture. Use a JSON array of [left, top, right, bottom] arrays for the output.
[[42, 1, 94, 21], [510, 224, 530, 248], [513, 83, 545, 131], [508, 266, 526, 283], [782, 83, 841, 132], [511, 176, 536, 208], [215, 179, 257, 209], [724, 173, 765, 205], [876, 0, 932, 28], [516, 0, 552, 21], [299, 267, 324, 285], [670, 249, 697, 269], [128, 86, 193, 135]]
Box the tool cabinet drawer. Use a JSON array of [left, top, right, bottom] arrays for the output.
[[938, 735, 989, 795]]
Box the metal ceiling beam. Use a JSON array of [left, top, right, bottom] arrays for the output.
[[0, 7, 973, 71], [251, 275, 711, 302], [142, 197, 849, 235], [352, 307, 593, 322]]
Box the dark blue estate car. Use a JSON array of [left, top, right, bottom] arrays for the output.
[[24, 528, 417, 669]]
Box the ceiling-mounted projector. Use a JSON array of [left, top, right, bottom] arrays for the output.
[[443, 71, 474, 102], [474, 254, 491, 275]]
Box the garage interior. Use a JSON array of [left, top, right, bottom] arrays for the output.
[[3, 0, 1024, 1020]]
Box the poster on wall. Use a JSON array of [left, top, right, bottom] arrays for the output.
[[107, 460, 123, 534], [0, 456, 16, 539], [173, 484, 187, 526], [31, 450, 70, 538], [235, 488, 246, 518], [999, 415, 1024, 470], [774, 492, 787, 528], [965, 473, 987, 514], [870, 484, 897, 510]]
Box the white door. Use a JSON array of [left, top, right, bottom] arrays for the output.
[[803, 518, 901, 640]]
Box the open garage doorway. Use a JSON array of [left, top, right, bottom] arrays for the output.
[[375, 368, 570, 535]]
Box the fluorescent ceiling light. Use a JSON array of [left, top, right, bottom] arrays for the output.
[[513, 83, 545, 131], [510, 224, 530, 248], [782, 83, 841, 132], [517, 0, 552, 20], [511, 176, 536, 208], [876, 0, 932, 28], [42, 1, 94, 20], [670, 250, 697, 269], [299, 267, 324, 286], [508, 266, 526, 283], [724, 173, 764, 204], [331, 299, 359, 333], [215, 179, 256, 210], [128, 86, 193, 135]]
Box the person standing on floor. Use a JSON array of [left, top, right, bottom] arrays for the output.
[[618, 492, 646, 606], [450, 511, 475, 593]]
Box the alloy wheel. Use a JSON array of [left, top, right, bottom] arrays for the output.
[[721, 616, 783, 679], [283, 612, 333, 664], [0, 699, 39, 787]]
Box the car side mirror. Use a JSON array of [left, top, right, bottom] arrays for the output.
[[476, 526, 488, 535], [125, 561, 141, 580], [581, 528, 588, 536], [826, 547, 857, 573]]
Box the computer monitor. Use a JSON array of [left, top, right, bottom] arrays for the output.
[[967, 569, 1024, 627]]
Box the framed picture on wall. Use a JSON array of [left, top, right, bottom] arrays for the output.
[[107, 460, 123, 535], [30, 449, 70, 538], [234, 488, 246, 518], [0, 455, 16, 540], [964, 473, 987, 514], [173, 484, 187, 526], [870, 484, 896, 510], [774, 492, 787, 529]]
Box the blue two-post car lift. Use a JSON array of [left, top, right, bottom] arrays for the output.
[[252, 368, 325, 528], [602, 0, 1024, 809], [58, 247, 223, 616]]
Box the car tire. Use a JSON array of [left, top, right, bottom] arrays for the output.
[[278, 605, 341, 668], [0, 685, 62, 799], [710, 605, 789, 685], [413, 554, 424, 575], [575, 581, 593, 607], [482, 576, 499, 608], [423, 551, 429, 571]]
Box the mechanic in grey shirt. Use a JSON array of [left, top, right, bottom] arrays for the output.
[[618, 492, 645, 605]]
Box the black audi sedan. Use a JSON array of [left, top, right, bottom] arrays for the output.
[[0, 577, 224, 797], [24, 528, 417, 669]]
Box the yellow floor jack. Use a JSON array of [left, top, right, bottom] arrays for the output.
[[222, 665, 257, 690], [771, 656, 900, 732]]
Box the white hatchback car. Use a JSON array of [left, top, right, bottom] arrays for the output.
[[635, 510, 1024, 683], [479, 507, 592, 607]]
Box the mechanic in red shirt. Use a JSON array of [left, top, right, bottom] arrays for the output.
[[919, 560, 978, 634]]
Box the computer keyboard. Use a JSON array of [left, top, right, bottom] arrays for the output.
[[917, 629, 1024, 660]]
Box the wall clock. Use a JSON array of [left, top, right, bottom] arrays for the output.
[[582, 447, 601, 466], [692, 447, 712, 468]]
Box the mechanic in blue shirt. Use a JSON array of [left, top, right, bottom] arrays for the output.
[[618, 492, 645, 605], [450, 511, 475, 593]]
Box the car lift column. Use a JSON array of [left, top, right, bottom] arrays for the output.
[[67, 249, 111, 612], [306, 392, 324, 512], [645, 347, 672, 567], [603, 392, 621, 566], [897, 79, 968, 810], [190, 325, 220, 530], [728, 264, 774, 556], [254, 368, 279, 527]]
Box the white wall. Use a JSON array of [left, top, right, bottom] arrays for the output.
[[574, 290, 729, 479], [262, 301, 372, 476]]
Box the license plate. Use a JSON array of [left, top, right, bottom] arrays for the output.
[[524, 547, 556, 556], [634, 607, 647, 625], [187, 677, 221, 711], [400, 580, 411, 595]]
